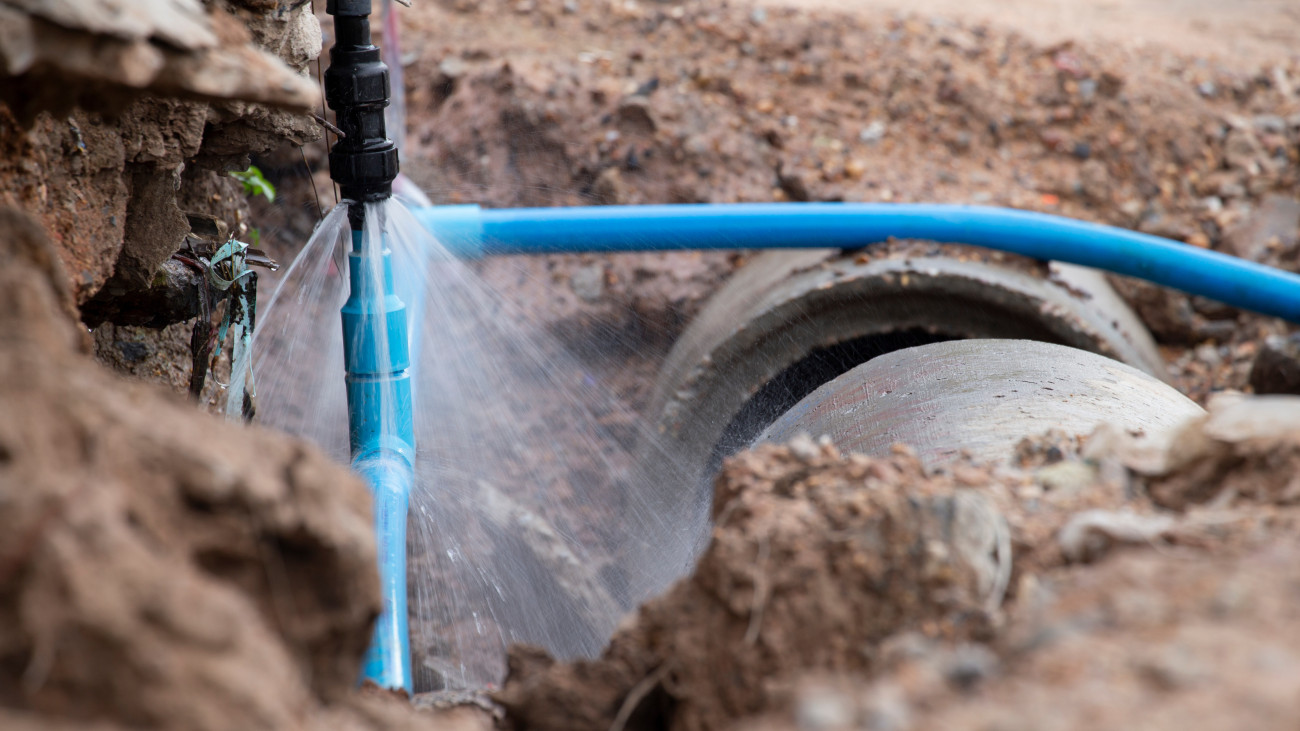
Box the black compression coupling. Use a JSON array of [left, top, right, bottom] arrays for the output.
[[325, 0, 399, 205]]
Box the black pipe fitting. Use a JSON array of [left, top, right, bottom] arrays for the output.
[[325, 0, 399, 228]]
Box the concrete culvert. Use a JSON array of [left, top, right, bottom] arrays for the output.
[[648, 244, 1166, 487], [759, 339, 1204, 468]]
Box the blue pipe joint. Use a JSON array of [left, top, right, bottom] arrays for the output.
[[341, 241, 416, 465], [356, 455, 413, 693]]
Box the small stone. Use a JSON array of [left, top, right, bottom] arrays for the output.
[[748, 7, 766, 25], [943, 644, 1000, 691], [1035, 460, 1097, 496], [788, 433, 822, 462], [1078, 159, 1109, 202], [859, 120, 886, 143], [1249, 334, 1300, 395], [438, 56, 468, 79], [794, 688, 853, 730], [1197, 80, 1217, 97], [1254, 114, 1287, 134], [952, 464, 990, 486], [1224, 128, 1264, 172], [1137, 644, 1211, 691], [1223, 194, 1300, 261], [615, 95, 656, 134], [589, 167, 627, 205], [569, 264, 605, 303], [777, 168, 811, 202], [1195, 343, 1223, 367]]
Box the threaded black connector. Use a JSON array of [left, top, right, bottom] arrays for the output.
[[324, 0, 399, 224]]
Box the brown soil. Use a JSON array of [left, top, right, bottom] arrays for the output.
[[0, 207, 496, 730], [495, 398, 1300, 731], [5, 0, 1300, 728], [385, 0, 1299, 412]]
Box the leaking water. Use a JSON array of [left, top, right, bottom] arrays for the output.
[[254, 198, 706, 689]]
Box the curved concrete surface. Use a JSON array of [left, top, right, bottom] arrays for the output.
[[759, 339, 1204, 467]]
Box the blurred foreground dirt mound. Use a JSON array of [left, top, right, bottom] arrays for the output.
[[497, 396, 1300, 731], [0, 208, 486, 730]]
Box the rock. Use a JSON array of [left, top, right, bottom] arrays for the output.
[[1145, 394, 1300, 509], [1250, 334, 1300, 395], [1223, 127, 1264, 173], [439, 56, 469, 79], [1223, 193, 1300, 262], [859, 120, 887, 143], [615, 94, 656, 135], [112, 164, 190, 290], [589, 166, 628, 204], [569, 263, 605, 303], [777, 166, 811, 201], [1078, 159, 1110, 202], [1253, 114, 1287, 134], [0, 0, 319, 117], [1057, 509, 1176, 563]]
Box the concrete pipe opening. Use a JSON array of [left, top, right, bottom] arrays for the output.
[[647, 243, 1166, 488]]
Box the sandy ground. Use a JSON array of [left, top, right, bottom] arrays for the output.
[[752, 0, 1300, 65]]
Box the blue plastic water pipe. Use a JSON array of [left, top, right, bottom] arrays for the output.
[[414, 202, 1300, 323], [341, 230, 416, 691], [324, 0, 413, 691]]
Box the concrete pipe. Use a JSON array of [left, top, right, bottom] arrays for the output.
[[647, 244, 1165, 486], [759, 339, 1204, 468]]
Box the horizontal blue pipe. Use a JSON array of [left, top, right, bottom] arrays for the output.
[[414, 203, 1300, 323]]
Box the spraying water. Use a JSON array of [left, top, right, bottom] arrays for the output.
[[254, 198, 705, 689]]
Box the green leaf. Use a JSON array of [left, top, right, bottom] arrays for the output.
[[230, 165, 276, 203]]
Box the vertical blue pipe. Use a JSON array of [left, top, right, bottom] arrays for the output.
[[342, 229, 415, 692]]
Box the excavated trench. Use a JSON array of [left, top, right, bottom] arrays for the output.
[[4, 0, 1300, 729]]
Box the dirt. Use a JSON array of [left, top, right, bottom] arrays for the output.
[[376, 0, 1300, 414], [0, 207, 495, 730], [763, 0, 1300, 68], [494, 396, 1300, 731], [0, 0, 321, 400], [5, 0, 1300, 728]]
